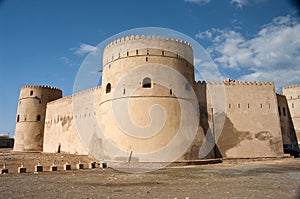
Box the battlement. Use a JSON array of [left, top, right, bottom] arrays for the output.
[[103, 35, 194, 65], [22, 85, 62, 92], [283, 84, 300, 90], [196, 79, 274, 86], [47, 86, 102, 105], [105, 35, 192, 50]]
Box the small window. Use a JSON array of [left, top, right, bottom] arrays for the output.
[[142, 77, 151, 88], [278, 106, 281, 115], [248, 104, 250, 109], [118, 53, 120, 58], [127, 51, 129, 56], [229, 104, 231, 109], [292, 103, 294, 108], [37, 115, 41, 121], [106, 83, 111, 93], [146, 57, 148, 62], [260, 104, 263, 108], [162, 51, 165, 56], [123, 89, 126, 95], [17, 115, 20, 122], [39, 100, 41, 104], [283, 107, 286, 116], [291, 96, 292, 99], [170, 89, 172, 95], [147, 49, 149, 55], [269, 103, 271, 109], [136, 50, 138, 55], [30, 90, 33, 96], [238, 104, 240, 108]]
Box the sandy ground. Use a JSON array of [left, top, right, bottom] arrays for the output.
[[0, 148, 300, 199]]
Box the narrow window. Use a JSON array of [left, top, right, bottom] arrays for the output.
[[248, 104, 250, 109], [269, 103, 271, 109], [146, 57, 148, 62], [147, 49, 149, 55], [112, 55, 114, 60], [30, 90, 33, 96], [283, 107, 286, 116], [292, 103, 294, 108], [162, 51, 165, 56], [136, 50, 138, 55], [170, 89, 172, 95], [37, 115, 41, 121], [291, 96, 292, 99], [106, 83, 111, 93], [238, 104, 240, 108], [142, 77, 151, 88], [109, 64, 111, 68], [229, 104, 231, 109], [127, 51, 129, 56], [123, 89, 126, 95], [278, 106, 281, 115], [118, 53, 120, 58], [17, 115, 20, 122], [260, 104, 263, 108], [39, 100, 41, 104]]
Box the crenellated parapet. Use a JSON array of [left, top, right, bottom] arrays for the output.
[[103, 35, 194, 66], [105, 35, 191, 49], [196, 79, 274, 87], [283, 84, 300, 90], [22, 85, 62, 92]]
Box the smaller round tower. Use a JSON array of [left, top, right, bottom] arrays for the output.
[[13, 85, 62, 151]]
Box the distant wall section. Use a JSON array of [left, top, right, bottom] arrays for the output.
[[197, 79, 284, 158], [283, 85, 300, 145]]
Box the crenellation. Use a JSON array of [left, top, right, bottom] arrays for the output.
[[283, 84, 300, 90]]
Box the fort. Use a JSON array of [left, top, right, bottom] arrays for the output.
[[13, 35, 300, 162]]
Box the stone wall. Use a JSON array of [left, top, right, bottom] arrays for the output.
[[276, 94, 298, 145], [196, 79, 284, 158], [43, 87, 102, 155], [283, 85, 300, 145]]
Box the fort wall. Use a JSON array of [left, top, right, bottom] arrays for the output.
[[283, 85, 300, 145], [43, 86, 102, 155], [196, 79, 284, 158], [276, 93, 298, 145]]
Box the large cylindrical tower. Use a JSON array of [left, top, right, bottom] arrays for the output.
[[14, 85, 62, 151], [95, 35, 200, 162]]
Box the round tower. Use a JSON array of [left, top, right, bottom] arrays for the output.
[[95, 35, 199, 162], [14, 85, 62, 151]]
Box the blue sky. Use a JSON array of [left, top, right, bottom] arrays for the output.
[[0, 0, 299, 136]]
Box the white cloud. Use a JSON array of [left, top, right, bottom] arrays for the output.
[[72, 43, 98, 56], [196, 15, 300, 90], [184, 0, 211, 5], [60, 56, 76, 67], [230, 0, 248, 8]]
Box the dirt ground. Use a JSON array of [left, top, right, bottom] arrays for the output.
[[0, 149, 300, 199]]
